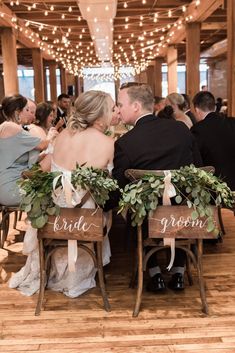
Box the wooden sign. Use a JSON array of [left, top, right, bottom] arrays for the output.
[[148, 206, 218, 239], [38, 208, 103, 242]]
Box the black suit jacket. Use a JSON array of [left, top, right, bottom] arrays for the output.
[[112, 114, 202, 189], [53, 108, 67, 129], [191, 112, 235, 190]]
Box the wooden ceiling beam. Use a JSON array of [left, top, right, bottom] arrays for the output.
[[201, 22, 226, 30], [159, 0, 223, 56], [4, 0, 77, 3], [0, 2, 53, 59]]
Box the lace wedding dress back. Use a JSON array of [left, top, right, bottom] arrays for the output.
[[9, 160, 112, 298]]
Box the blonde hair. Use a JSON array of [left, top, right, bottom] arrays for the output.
[[167, 93, 185, 110], [122, 84, 154, 112], [67, 90, 112, 132]]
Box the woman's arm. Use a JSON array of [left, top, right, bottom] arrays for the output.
[[35, 139, 50, 151], [39, 154, 52, 171]]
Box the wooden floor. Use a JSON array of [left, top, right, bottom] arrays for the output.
[[1, 209, 235, 353]]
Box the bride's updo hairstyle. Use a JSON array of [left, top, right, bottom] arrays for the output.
[[67, 90, 112, 132]]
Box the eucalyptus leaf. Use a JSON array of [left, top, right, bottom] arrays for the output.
[[35, 215, 47, 228], [175, 195, 182, 204], [207, 220, 215, 233], [191, 210, 199, 221]]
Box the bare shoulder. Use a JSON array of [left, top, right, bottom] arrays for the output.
[[29, 125, 46, 140], [0, 121, 21, 138]]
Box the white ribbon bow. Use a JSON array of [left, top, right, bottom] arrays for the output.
[[163, 171, 176, 271], [52, 172, 85, 272], [52, 171, 83, 208]]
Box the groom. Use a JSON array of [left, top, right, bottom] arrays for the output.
[[111, 82, 202, 292]]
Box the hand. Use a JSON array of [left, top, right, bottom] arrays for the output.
[[47, 127, 59, 141], [55, 118, 65, 131]]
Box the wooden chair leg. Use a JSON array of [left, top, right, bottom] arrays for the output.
[[133, 226, 143, 317], [13, 211, 18, 229], [0, 210, 10, 249], [18, 211, 23, 221], [218, 207, 226, 235], [129, 247, 138, 288], [35, 239, 46, 316], [96, 242, 111, 312], [186, 252, 193, 286], [196, 239, 209, 315]]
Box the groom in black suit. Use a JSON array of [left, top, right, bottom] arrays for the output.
[[112, 82, 202, 292]]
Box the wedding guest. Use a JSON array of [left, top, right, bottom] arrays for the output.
[[215, 97, 223, 113], [19, 99, 37, 130], [53, 93, 71, 130], [0, 95, 48, 206], [154, 96, 165, 116], [9, 90, 115, 298], [201, 85, 208, 91], [181, 93, 197, 125], [165, 93, 193, 129], [28, 102, 58, 141], [110, 83, 202, 292], [157, 105, 174, 120], [191, 91, 235, 190]]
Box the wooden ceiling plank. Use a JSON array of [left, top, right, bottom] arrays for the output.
[[0, 2, 53, 59], [201, 22, 226, 30], [158, 0, 224, 56]]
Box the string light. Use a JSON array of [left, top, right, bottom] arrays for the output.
[[0, 1, 197, 75]]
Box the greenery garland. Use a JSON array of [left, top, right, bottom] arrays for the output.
[[18, 164, 118, 229], [119, 165, 235, 235]]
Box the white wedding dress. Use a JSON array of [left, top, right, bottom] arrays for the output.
[[9, 160, 112, 298]]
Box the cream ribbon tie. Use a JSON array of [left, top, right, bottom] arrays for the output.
[[52, 172, 84, 271], [163, 171, 176, 271]]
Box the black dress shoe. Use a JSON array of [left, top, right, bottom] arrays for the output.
[[168, 273, 185, 291], [146, 273, 166, 293]]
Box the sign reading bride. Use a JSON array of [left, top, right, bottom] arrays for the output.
[[38, 208, 103, 241], [149, 206, 218, 239]]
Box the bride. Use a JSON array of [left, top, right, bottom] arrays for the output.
[[9, 90, 116, 298]]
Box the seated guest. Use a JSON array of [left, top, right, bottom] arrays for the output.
[[216, 97, 223, 113], [154, 96, 165, 116], [110, 83, 202, 292], [191, 91, 235, 190], [165, 93, 193, 129], [157, 105, 175, 120], [201, 85, 208, 91], [220, 99, 228, 116], [53, 93, 71, 130], [0, 95, 48, 206], [181, 93, 197, 125], [28, 102, 59, 171], [28, 102, 58, 141], [9, 90, 115, 297], [19, 98, 37, 131]]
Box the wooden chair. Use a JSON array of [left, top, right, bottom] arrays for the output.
[[125, 168, 220, 317], [35, 207, 111, 315], [0, 205, 19, 248]]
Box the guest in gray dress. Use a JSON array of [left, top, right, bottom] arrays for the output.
[[0, 95, 48, 206]]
